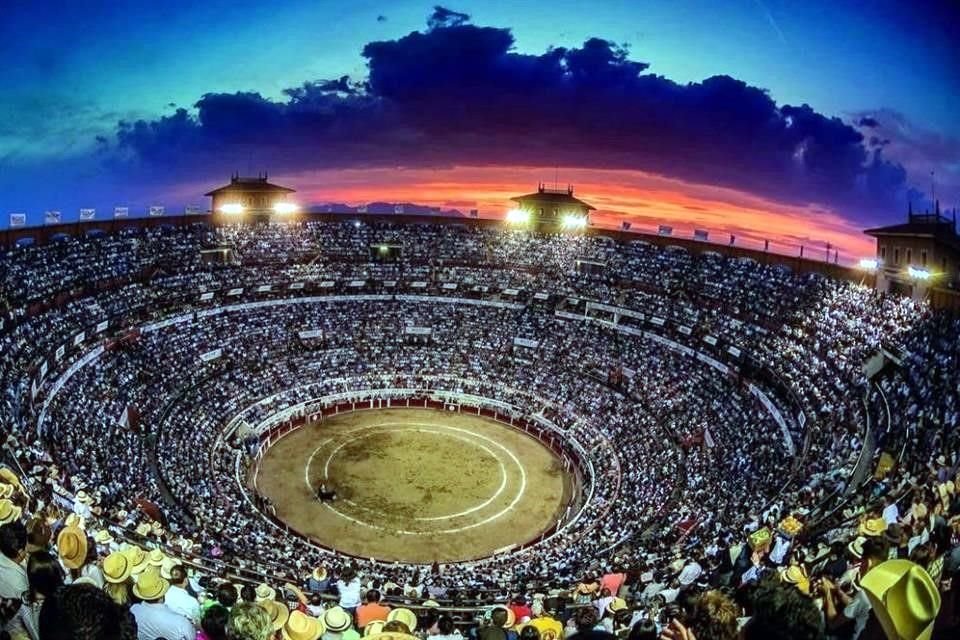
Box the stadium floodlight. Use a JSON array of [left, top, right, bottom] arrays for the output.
[[858, 258, 879, 270], [219, 202, 245, 215], [561, 214, 588, 229], [907, 266, 931, 280], [506, 208, 531, 224], [272, 202, 300, 214]]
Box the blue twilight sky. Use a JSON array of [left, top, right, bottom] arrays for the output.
[[0, 0, 957, 245]]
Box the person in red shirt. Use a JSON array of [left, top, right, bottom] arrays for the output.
[[508, 596, 532, 623], [600, 568, 627, 598]]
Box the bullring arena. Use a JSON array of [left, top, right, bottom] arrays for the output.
[[254, 408, 573, 562], [1, 214, 958, 638]]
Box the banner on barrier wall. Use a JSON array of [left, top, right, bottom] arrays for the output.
[[199, 348, 223, 362], [9, 213, 26, 227], [55, 345, 66, 361], [96, 320, 109, 333], [79, 208, 96, 220], [114, 207, 129, 218], [148, 206, 164, 217]]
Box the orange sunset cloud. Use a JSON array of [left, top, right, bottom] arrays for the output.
[[272, 166, 876, 263]]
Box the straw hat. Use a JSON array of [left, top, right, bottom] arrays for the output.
[[261, 600, 290, 631], [57, 525, 88, 569], [364, 621, 386, 637], [123, 545, 149, 575], [324, 606, 353, 633], [848, 536, 867, 559], [0, 499, 22, 524], [283, 610, 325, 640], [75, 491, 94, 505], [861, 560, 941, 640], [606, 597, 628, 614], [779, 565, 811, 596], [0, 469, 20, 487], [133, 568, 170, 601], [386, 607, 418, 632], [93, 529, 114, 545], [255, 582, 277, 602], [0, 484, 13, 499], [102, 551, 133, 584], [366, 633, 419, 640], [65, 513, 85, 530], [147, 548, 165, 567], [859, 517, 887, 538], [311, 566, 328, 581], [159, 556, 179, 580]]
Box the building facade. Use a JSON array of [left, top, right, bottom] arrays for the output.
[[509, 184, 595, 231], [864, 203, 960, 300], [206, 173, 297, 222]]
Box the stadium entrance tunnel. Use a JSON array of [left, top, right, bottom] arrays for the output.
[[240, 396, 592, 564]]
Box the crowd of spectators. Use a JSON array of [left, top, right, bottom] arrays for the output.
[[0, 220, 957, 639]]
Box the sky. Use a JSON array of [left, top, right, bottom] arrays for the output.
[[1, 0, 958, 260]]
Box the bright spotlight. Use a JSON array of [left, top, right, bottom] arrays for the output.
[[561, 214, 588, 229], [272, 202, 299, 214], [219, 203, 244, 214], [354, 220, 362, 228], [907, 266, 931, 280], [858, 258, 879, 270], [506, 208, 531, 224], [379, 244, 389, 253]]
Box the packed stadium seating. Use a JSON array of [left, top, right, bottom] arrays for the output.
[[0, 220, 957, 639]]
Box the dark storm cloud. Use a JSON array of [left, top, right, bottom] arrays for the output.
[[111, 7, 910, 220]]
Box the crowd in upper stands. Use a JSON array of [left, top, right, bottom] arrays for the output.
[[0, 220, 957, 639]]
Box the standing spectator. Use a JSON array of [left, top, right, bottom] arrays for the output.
[[130, 569, 195, 640]]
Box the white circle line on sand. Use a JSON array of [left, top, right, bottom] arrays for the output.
[[322, 427, 507, 521], [298, 420, 528, 535]]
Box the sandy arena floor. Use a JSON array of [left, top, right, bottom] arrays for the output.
[[255, 408, 572, 563]]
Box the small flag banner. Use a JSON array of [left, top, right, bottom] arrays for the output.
[[469, 209, 479, 218], [184, 205, 202, 215], [621, 221, 632, 231], [45, 210, 62, 225], [693, 229, 709, 241], [114, 206, 129, 218], [658, 224, 673, 236], [9, 213, 26, 227], [80, 208, 96, 220], [148, 206, 164, 217]]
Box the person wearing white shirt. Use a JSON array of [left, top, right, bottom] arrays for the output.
[[164, 565, 200, 625], [881, 495, 899, 525], [0, 522, 29, 640]]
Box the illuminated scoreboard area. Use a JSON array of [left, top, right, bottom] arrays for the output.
[[207, 172, 299, 222], [506, 183, 595, 232]]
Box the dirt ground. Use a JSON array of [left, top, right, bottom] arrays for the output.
[[256, 408, 572, 563]]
